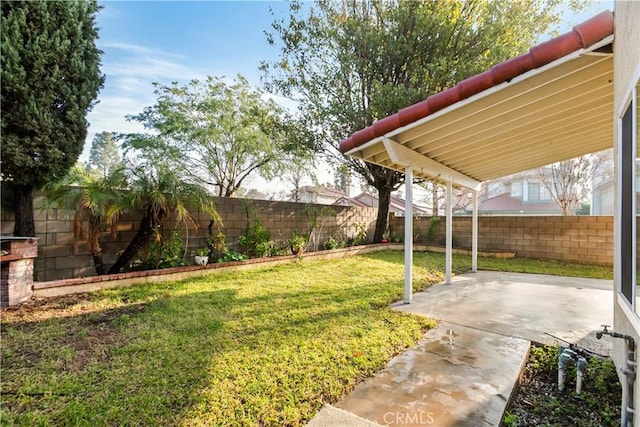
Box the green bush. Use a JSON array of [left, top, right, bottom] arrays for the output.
[[255, 240, 278, 257], [286, 232, 307, 255], [322, 236, 339, 250], [141, 230, 189, 269], [239, 203, 271, 257], [217, 250, 248, 263], [209, 231, 227, 259], [426, 216, 440, 241]]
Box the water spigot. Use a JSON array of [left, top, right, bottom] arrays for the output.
[[597, 324, 611, 339]]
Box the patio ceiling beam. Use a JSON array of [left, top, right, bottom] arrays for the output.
[[382, 138, 481, 190]]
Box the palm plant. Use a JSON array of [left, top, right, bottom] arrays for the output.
[[42, 164, 127, 275], [107, 162, 219, 274]]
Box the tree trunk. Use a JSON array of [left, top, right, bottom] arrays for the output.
[[108, 214, 155, 274], [92, 246, 107, 275], [367, 165, 403, 243], [89, 218, 107, 275], [373, 185, 392, 242], [432, 183, 439, 216], [12, 184, 36, 237]]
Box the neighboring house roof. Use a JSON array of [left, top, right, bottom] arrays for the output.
[[353, 192, 430, 215], [332, 196, 369, 207], [292, 185, 352, 204], [478, 193, 561, 214], [390, 195, 430, 215], [338, 11, 614, 187], [298, 185, 349, 199]]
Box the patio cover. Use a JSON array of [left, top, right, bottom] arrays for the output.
[[339, 11, 614, 301], [339, 11, 614, 190]]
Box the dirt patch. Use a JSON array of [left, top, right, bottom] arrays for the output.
[[504, 344, 621, 426], [2, 295, 147, 373]]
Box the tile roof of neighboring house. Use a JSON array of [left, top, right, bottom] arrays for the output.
[[478, 193, 561, 213], [353, 192, 430, 214], [389, 195, 430, 215], [339, 11, 614, 154], [298, 185, 349, 198], [333, 196, 369, 207]]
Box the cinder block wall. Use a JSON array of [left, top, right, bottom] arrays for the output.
[[1, 196, 378, 281], [389, 215, 617, 266], [3, 195, 626, 280]]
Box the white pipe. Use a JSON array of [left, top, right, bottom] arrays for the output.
[[472, 189, 478, 273], [445, 179, 452, 285], [576, 370, 583, 394], [558, 367, 565, 392], [404, 167, 413, 303], [576, 356, 587, 395]]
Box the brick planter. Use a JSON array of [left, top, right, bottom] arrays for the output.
[[1, 237, 39, 307]]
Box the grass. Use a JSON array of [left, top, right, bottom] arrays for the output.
[[1, 251, 612, 425], [474, 256, 612, 280]]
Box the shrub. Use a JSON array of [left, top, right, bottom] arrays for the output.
[[141, 230, 189, 269], [217, 250, 248, 263], [322, 236, 339, 250], [196, 247, 210, 257], [255, 240, 278, 257], [286, 232, 307, 255], [239, 203, 271, 257], [209, 231, 227, 259], [426, 216, 440, 242]]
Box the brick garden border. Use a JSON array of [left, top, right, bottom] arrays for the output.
[[33, 244, 393, 298]]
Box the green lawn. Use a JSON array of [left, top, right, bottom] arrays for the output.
[[0, 251, 612, 426]]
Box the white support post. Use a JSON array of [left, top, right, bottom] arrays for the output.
[[472, 189, 478, 273], [445, 179, 453, 285], [404, 167, 413, 304]]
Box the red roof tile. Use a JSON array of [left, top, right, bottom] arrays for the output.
[[339, 11, 614, 154]]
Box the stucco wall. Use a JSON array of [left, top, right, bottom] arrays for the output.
[[612, 2, 640, 422]]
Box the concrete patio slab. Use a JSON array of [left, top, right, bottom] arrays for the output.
[[333, 322, 529, 426], [394, 271, 614, 357], [307, 271, 613, 427], [307, 405, 383, 427]]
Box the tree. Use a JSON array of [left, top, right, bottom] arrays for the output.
[[1, 0, 104, 236], [121, 75, 308, 198], [334, 164, 351, 194], [262, 0, 578, 241], [420, 181, 473, 215], [87, 132, 121, 178], [283, 155, 317, 202], [107, 160, 219, 274], [42, 164, 127, 275], [537, 150, 612, 215]]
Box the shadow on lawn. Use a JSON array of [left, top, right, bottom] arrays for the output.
[[1, 273, 431, 425]]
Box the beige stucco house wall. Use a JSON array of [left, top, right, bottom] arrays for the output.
[[612, 1, 640, 425]]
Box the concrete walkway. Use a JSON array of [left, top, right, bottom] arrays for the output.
[[308, 271, 613, 427]]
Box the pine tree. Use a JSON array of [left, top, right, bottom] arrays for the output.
[[88, 132, 121, 178], [1, 0, 104, 236]]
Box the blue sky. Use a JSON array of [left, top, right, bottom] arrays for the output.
[[86, 1, 289, 152], [85, 0, 613, 193]]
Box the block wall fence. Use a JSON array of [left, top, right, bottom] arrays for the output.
[[1, 196, 378, 282], [389, 215, 622, 266], [1, 194, 629, 282]]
